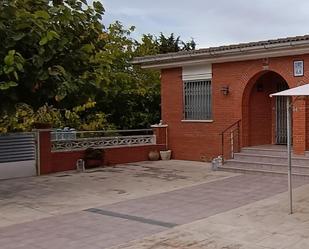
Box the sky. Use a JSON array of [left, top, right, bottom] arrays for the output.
[[99, 0, 309, 49]]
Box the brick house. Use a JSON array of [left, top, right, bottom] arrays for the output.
[[134, 35, 309, 163]]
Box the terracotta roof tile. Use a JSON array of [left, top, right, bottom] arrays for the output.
[[134, 34, 309, 65]]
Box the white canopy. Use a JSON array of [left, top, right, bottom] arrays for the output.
[[270, 84, 309, 97], [269, 83, 309, 215]]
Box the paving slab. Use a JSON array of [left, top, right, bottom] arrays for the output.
[[0, 160, 235, 226], [100, 174, 309, 225], [108, 178, 309, 249], [1, 169, 308, 249]]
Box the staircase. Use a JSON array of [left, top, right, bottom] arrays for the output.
[[219, 145, 309, 177]]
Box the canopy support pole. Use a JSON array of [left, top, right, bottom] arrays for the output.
[[287, 96, 293, 214]]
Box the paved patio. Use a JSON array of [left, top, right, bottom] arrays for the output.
[[0, 160, 235, 227], [1, 160, 309, 248], [111, 178, 309, 249]]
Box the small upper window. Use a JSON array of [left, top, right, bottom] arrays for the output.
[[183, 80, 212, 120]]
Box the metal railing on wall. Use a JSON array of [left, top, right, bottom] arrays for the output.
[[220, 120, 241, 162], [51, 129, 156, 152]]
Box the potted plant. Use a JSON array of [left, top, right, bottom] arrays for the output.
[[33, 104, 62, 129], [84, 148, 104, 168], [160, 150, 172, 160]]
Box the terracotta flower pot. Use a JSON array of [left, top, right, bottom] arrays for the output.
[[148, 150, 160, 161]]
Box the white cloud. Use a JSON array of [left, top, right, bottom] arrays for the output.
[[98, 0, 309, 48]]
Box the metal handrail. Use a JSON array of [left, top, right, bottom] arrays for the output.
[[220, 120, 241, 136], [220, 119, 241, 161]]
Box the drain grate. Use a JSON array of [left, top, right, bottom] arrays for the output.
[[85, 208, 178, 228]]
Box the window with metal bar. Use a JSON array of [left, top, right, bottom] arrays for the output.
[[183, 80, 212, 120]]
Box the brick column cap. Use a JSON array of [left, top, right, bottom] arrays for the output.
[[151, 124, 168, 128], [32, 129, 53, 132]]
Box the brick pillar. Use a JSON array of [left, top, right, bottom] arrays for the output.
[[37, 129, 53, 174], [306, 99, 309, 151], [151, 124, 168, 149], [271, 97, 276, 145], [293, 98, 306, 155]]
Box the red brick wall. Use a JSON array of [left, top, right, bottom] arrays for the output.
[[248, 72, 288, 146], [39, 130, 52, 174], [152, 126, 167, 145], [161, 68, 219, 161], [51, 150, 84, 173], [39, 127, 167, 175], [306, 99, 309, 150], [161, 54, 309, 160], [45, 145, 165, 174], [294, 99, 306, 154], [249, 82, 273, 146]]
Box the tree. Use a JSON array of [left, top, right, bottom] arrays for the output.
[[0, 0, 107, 112], [94, 26, 196, 129], [0, 0, 196, 131], [93, 23, 161, 129], [158, 33, 196, 54]]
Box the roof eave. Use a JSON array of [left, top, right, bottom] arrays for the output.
[[133, 40, 309, 69]]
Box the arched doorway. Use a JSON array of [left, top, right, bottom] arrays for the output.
[[242, 71, 289, 147]]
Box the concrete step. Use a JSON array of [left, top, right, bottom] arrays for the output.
[[219, 146, 309, 177], [218, 166, 309, 179], [233, 153, 309, 166], [223, 160, 309, 175], [241, 147, 289, 157], [241, 147, 309, 158]]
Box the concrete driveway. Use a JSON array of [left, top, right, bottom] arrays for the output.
[[112, 178, 309, 249], [1, 160, 309, 249], [0, 160, 235, 227]]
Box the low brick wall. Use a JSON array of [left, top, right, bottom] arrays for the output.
[[49, 145, 166, 174], [38, 128, 168, 175]]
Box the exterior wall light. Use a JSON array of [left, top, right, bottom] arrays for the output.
[[221, 86, 229, 96]]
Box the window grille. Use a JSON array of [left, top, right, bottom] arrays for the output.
[[183, 80, 212, 120]]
